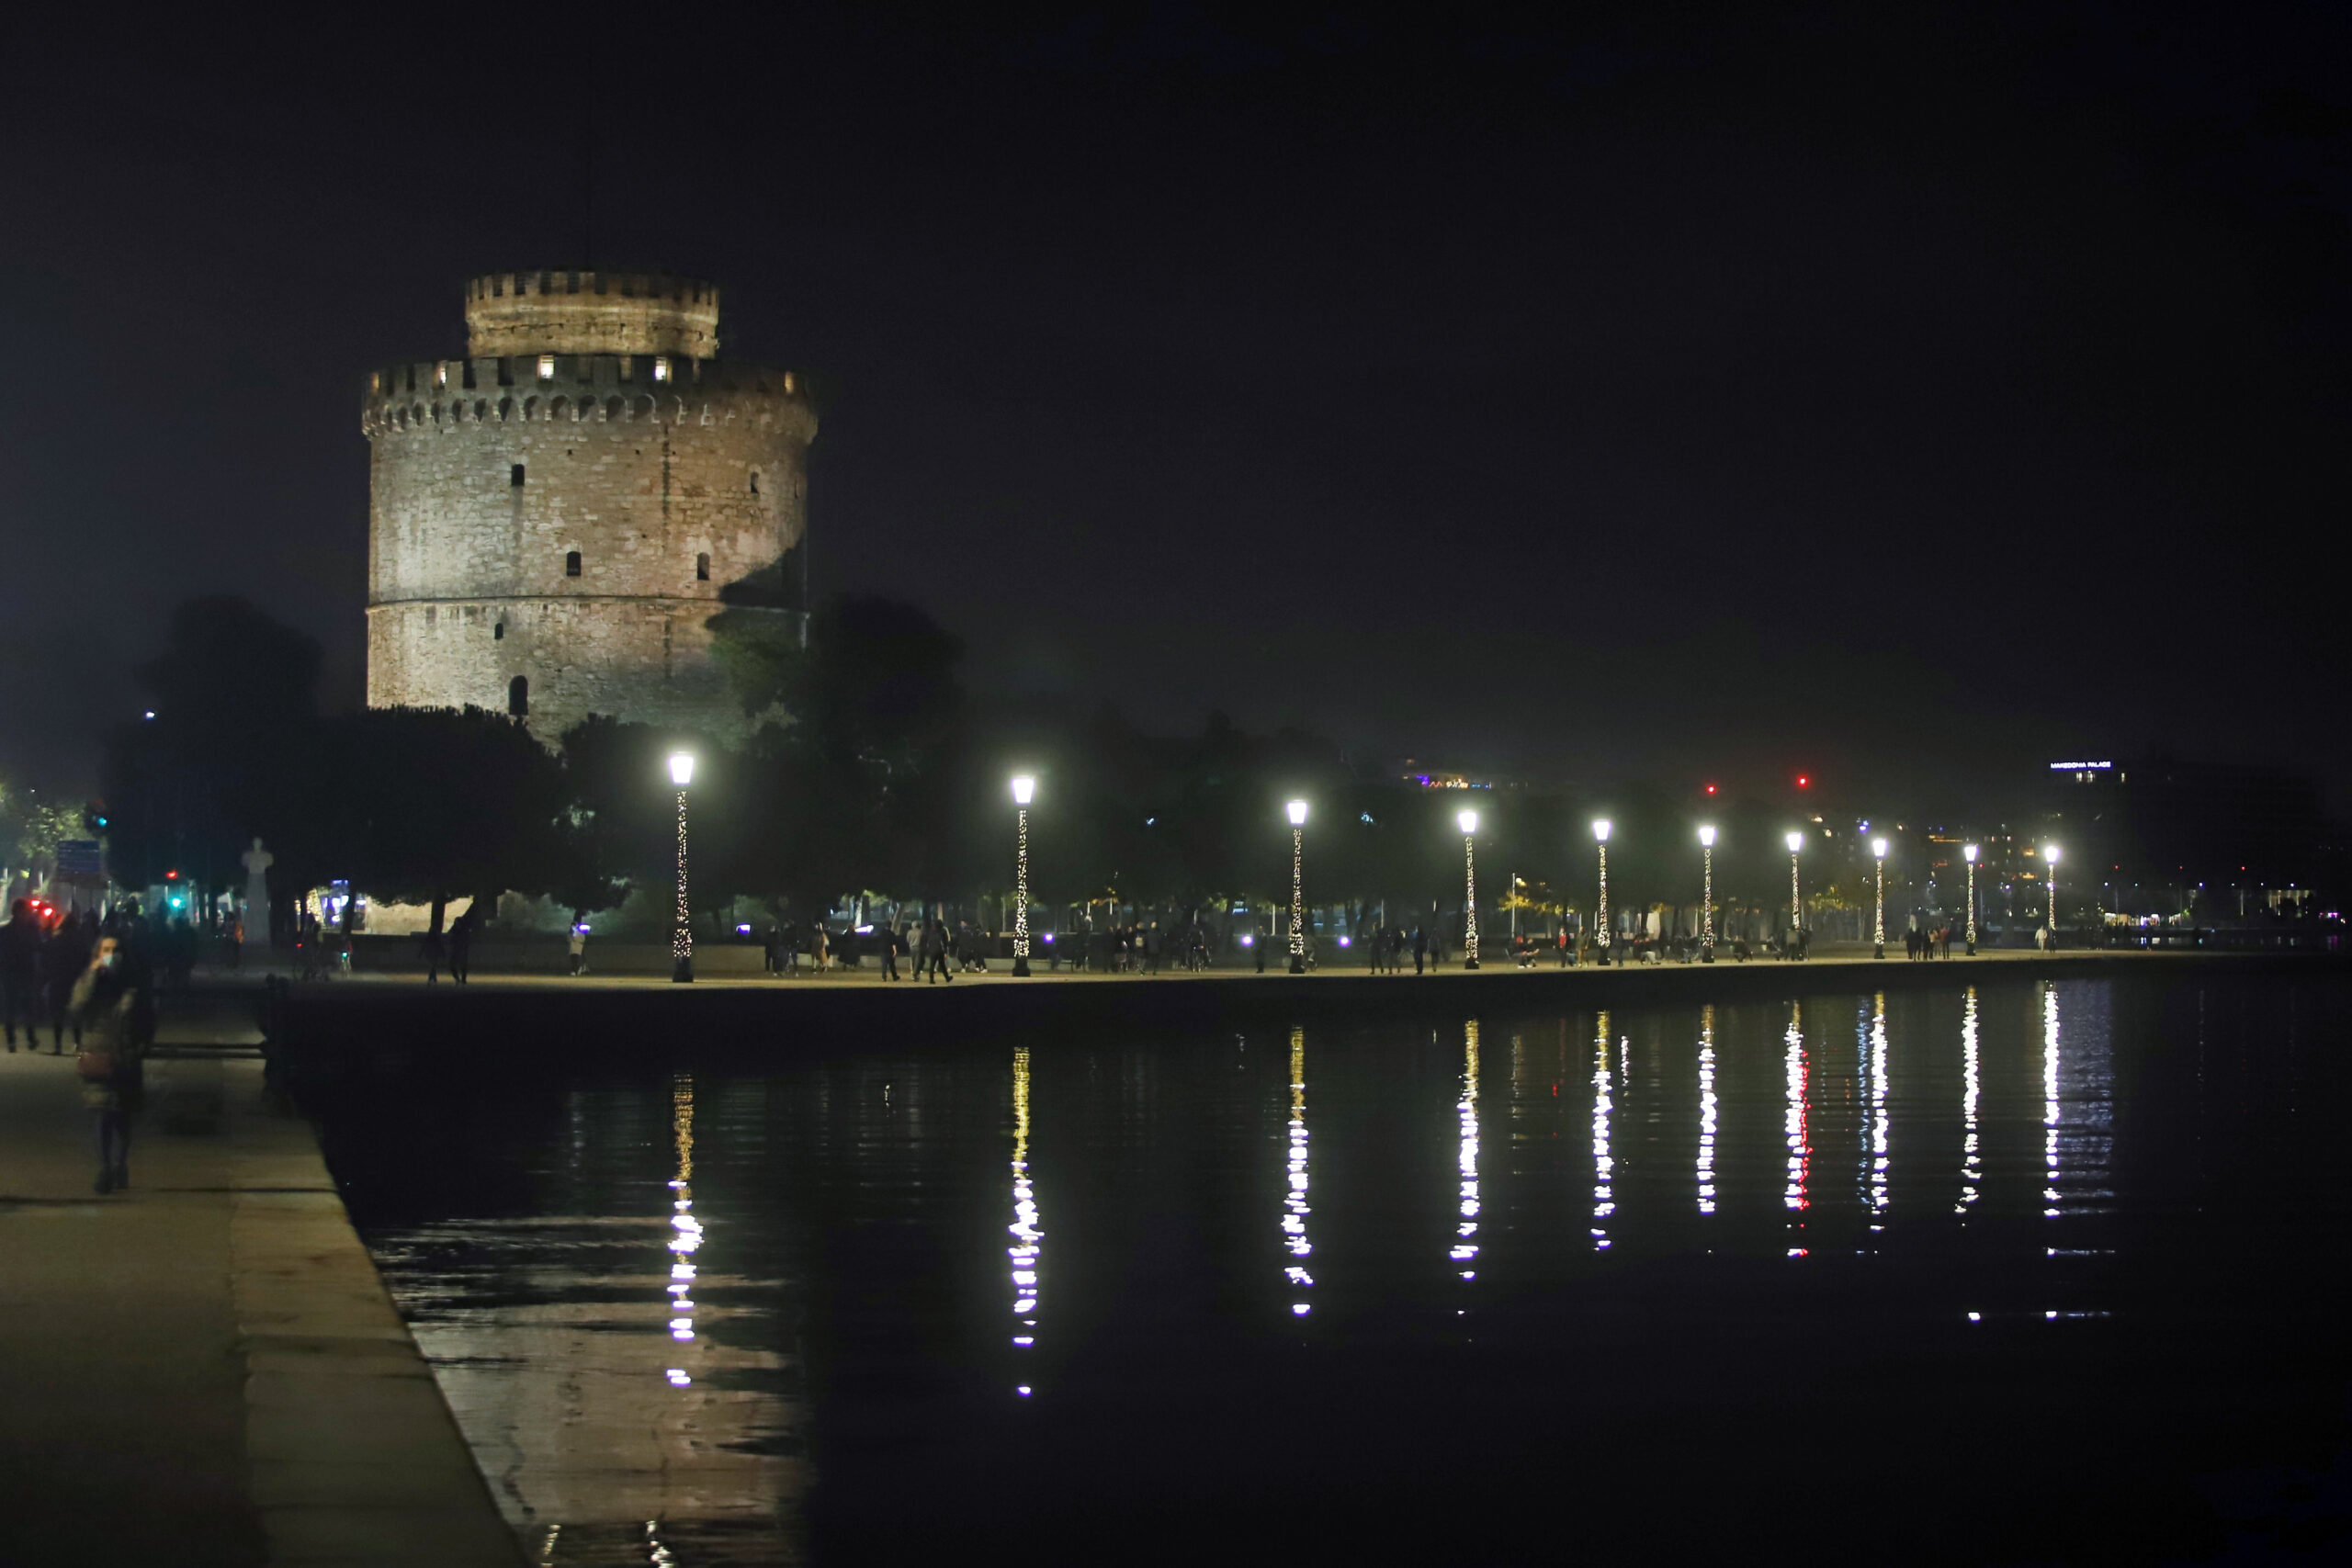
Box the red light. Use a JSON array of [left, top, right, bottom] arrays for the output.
[[1797, 775, 1810, 788], [165, 869, 179, 880], [1705, 784, 1717, 795]]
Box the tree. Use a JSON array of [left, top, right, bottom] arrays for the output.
[[316, 706, 571, 932], [99, 596, 322, 920]]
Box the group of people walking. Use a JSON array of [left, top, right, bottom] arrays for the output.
[[1, 900, 98, 1053]]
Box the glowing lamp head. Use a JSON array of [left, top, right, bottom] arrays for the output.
[[1698, 825, 1716, 848], [1786, 831, 1804, 854], [1286, 798, 1309, 827], [1871, 837, 1889, 860], [1964, 843, 1980, 863], [667, 751, 695, 787], [1010, 774, 1036, 807], [2044, 843, 2061, 867], [1591, 818, 1611, 844], [1456, 808, 1479, 835]]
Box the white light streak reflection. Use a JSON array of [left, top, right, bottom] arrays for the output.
[[2042, 985, 2061, 1219], [1958, 987, 1981, 1215], [1591, 1011, 1614, 1250], [1009, 1045, 1044, 1388], [1783, 1003, 1809, 1256], [1283, 1027, 1315, 1313], [1868, 993, 1889, 1228], [1696, 1005, 1717, 1215], [1453, 1021, 1482, 1279], [668, 1073, 697, 1364]]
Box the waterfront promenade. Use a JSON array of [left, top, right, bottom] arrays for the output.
[[0, 1001, 521, 1567]]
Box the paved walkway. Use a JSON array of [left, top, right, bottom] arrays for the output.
[[0, 1003, 520, 1566], [242, 941, 2248, 991]]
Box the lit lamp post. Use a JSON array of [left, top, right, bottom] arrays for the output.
[[1871, 836, 1889, 960], [1011, 775, 1036, 976], [1963, 843, 1980, 955], [1785, 831, 1804, 953], [1286, 798, 1309, 975], [1592, 818, 1612, 965], [1458, 808, 1481, 970], [1697, 825, 1717, 963], [668, 751, 695, 983], [2043, 843, 2061, 949]]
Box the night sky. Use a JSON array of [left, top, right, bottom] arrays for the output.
[[3, 3, 2343, 811]]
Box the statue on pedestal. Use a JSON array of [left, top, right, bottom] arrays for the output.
[[241, 838, 274, 944]]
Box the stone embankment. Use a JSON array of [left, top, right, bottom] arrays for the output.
[[0, 1001, 520, 1567]]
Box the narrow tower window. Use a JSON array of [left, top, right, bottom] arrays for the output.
[[565, 550, 582, 577], [507, 675, 528, 717], [695, 552, 710, 581], [537, 355, 556, 380], [510, 463, 526, 487], [750, 471, 760, 495], [493, 621, 505, 641]]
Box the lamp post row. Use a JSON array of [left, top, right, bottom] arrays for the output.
[[665, 760, 2053, 976]]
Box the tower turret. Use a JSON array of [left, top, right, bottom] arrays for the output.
[[363, 272, 813, 742]]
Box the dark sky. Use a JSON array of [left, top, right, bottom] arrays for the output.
[[3, 2, 2344, 812]]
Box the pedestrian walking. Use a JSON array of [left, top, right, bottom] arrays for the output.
[[880, 923, 902, 981], [447, 907, 478, 985], [72, 933, 146, 1195], [2, 899, 42, 1051], [43, 915, 92, 1052], [568, 923, 589, 975], [1411, 927, 1428, 975], [922, 919, 951, 982]]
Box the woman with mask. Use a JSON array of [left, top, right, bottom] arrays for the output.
[[71, 935, 146, 1194]]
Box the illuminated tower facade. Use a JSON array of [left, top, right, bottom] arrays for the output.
[[362, 269, 814, 740]]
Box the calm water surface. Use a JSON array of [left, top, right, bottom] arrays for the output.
[[319, 976, 2352, 1564]]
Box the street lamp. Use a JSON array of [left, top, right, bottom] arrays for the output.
[[1963, 843, 1980, 954], [1010, 775, 1036, 976], [1785, 831, 1805, 954], [1871, 836, 1889, 959], [2043, 843, 2061, 948], [1458, 808, 1481, 970], [1697, 825, 1716, 963], [1592, 818, 1612, 965], [667, 751, 695, 983], [1286, 799, 1309, 975]]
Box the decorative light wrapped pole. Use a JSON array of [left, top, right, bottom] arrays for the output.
[[1871, 836, 1889, 960], [1963, 843, 1980, 955], [1458, 808, 1481, 970], [1286, 799, 1309, 975], [1698, 825, 1717, 963], [2043, 843, 2061, 948], [1591, 818, 1612, 965], [668, 751, 695, 983], [1011, 775, 1036, 976], [1785, 830, 1805, 952]]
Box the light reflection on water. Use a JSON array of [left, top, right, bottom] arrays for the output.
[[336, 976, 2344, 1564]]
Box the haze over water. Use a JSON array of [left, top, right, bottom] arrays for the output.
[[320, 975, 2350, 1564]]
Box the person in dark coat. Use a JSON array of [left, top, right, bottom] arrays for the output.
[[2, 899, 43, 1051], [43, 912, 93, 1052]]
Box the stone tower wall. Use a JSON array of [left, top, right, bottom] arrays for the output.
[[363, 350, 814, 742]]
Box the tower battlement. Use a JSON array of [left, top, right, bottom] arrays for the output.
[[465, 269, 721, 358], [362, 355, 809, 440]]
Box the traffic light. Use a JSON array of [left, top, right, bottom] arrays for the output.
[[83, 800, 109, 832]]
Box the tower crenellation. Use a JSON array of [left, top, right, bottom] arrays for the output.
[[364, 272, 813, 742]]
